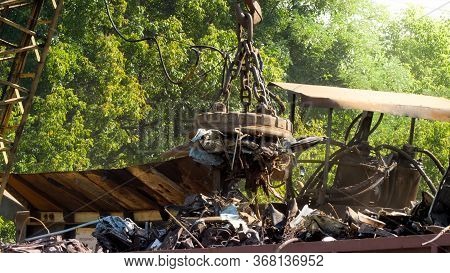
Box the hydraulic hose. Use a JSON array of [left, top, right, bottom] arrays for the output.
[[374, 144, 437, 195], [415, 148, 446, 175], [24, 220, 100, 242]]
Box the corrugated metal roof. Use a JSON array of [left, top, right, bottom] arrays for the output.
[[270, 82, 450, 121]]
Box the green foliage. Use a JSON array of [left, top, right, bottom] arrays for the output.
[[0, 216, 15, 244], [2, 0, 446, 195], [386, 9, 450, 97]]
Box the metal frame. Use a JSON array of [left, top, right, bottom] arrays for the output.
[[0, 0, 64, 205]]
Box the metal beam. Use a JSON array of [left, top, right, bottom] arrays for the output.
[[0, 16, 36, 35], [0, 0, 64, 206]]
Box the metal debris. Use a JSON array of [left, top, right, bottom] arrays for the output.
[[0, 236, 91, 253], [189, 128, 292, 196], [92, 216, 150, 252], [89, 188, 450, 252], [430, 166, 450, 227]]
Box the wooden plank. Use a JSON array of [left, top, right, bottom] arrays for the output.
[[110, 212, 124, 218], [19, 174, 96, 211], [30, 36, 40, 62], [82, 171, 155, 210], [0, 2, 32, 10], [40, 174, 101, 211], [133, 210, 162, 222], [32, 211, 128, 224], [4, 185, 29, 209], [43, 173, 120, 212], [0, 96, 26, 106], [127, 165, 186, 204], [13, 88, 24, 113], [18, 73, 35, 79], [0, 44, 38, 56], [0, 16, 36, 35], [70, 172, 128, 211], [155, 157, 212, 193], [15, 210, 30, 242], [0, 79, 29, 93], [0, 0, 30, 8], [0, 38, 16, 48], [8, 176, 62, 211], [74, 212, 99, 223], [37, 18, 52, 25], [0, 56, 15, 61], [110, 169, 168, 207], [0, 141, 9, 164], [39, 211, 64, 223]]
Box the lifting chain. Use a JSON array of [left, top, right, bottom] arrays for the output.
[[218, 0, 278, 115]]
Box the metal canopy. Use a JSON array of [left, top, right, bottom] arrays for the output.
[[270, 82, 450, 121]]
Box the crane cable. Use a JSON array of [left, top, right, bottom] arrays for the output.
[[103, 0, 202, 86]]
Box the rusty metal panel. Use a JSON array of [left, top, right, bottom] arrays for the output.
[[159, 234, 450, 253], [270, 82, 450, 121]]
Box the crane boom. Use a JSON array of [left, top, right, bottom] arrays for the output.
[[0, 0, 64, 205]]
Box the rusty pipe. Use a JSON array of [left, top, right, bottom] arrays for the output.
[[164, 207, 205, 249], [375, 144, 437, 194], [414, 148, 446, 175]]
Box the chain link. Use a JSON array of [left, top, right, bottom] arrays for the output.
[[218, 1, 278, 115]]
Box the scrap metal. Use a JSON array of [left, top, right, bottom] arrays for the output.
[[89, 190, 450, 252], [189, 128, 293, 196], [430, 165, 450, 227], [0, 236, 91, 253]]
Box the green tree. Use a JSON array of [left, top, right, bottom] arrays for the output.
[[0, 216, 15, 244], [7, 0, 448, 187]]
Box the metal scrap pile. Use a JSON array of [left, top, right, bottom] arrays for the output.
[[282, 197, 444, 243], [189, 129, 324, 196], [189, 128, 292, 195], [0, 236, 91, 253], [93, 194, 262, 252], [92, 192, 449, 252]]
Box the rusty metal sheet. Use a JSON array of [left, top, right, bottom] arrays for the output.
[[154, 234, 450, 253], [270, 82, 450, 121]]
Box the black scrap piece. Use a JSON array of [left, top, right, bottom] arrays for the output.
[[92, 216, 148, 252], [430, 165, 450, 227]]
